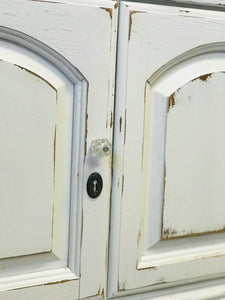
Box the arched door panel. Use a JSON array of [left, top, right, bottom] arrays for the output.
[[0, 1, 117, 299], [109, 2, 225, 299]]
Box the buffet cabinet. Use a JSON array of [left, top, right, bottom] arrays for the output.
[[1, 0, 225, 299]]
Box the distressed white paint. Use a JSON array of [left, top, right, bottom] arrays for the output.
[[171, 0, 225, 7], [0, 0, 117, 299], [0, 38, 80, 294], [112, 276, 225, 300], [109, 1, 225, 299], [0, 60, 55, 258], [0, 280, 79, 300], [163, 72, 225, 239], [144, 52, 225, 248], [0, 268, 77, 292]]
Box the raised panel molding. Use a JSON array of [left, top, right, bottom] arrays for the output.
[[0, 31, 87, 292], [0, 0, 118, 299], [109, 1, 225, 298], [168, 0, 225, 8], [127, 0, 225, 10], [138, 46, 225, 280], [163, 72, 225, 239], [143, 45, 225, 249]]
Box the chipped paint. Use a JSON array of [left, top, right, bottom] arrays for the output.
[[137, 228, 141, 247], [124, 109, 127, 145], [141, 84, 148, 169], [0, 251, 51, 263], [179, 10, 190, 13], [163, 72, 225, 240], [190, 72, 213, 83], [84, 113, 88, 158], [83, 287, 104, 299], [84, 83, 89, 159], [117, 281, 126, 292], [29, 0, 64, 4], [153, 279, 167, 286], [114, 1, 119, 9], [162, 228, 178, 239], [168, 93, 175, 112], [11, 278, 73, 291], [136, 261, 156, 271], [110, 111, 113, 128], [161, 165, 166, 240], [129, 11, 138, 40], [14, 64, 57, 91], [198, 73, 212, 82], [100, 288, 105, 298], [106, 111, 113, 129], [119, 116, 122, 132], [80, 210, 84, 247], [84, 286, 104, 298], [51, 198, 55, 248], [122, 175, 124, 195], [129, 11, 146, 40], [179, 14, 203, 19], [105, 241, 108, 276], [162, 226, 225, 240], [53, 125, 57, 186], [100, 7, 112, 19], [51, 125, 57, 246], [44, 279, 72, 286]]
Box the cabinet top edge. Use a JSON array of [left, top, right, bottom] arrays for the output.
[[121, 0, 225, 11], [26, 0, 117, 8]]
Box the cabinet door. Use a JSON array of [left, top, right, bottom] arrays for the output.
[[109, 2, 225, 299], [0, 1, 117, 299]]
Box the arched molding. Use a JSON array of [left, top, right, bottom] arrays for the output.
[[0, 25, 86, 84], [140, 42, 225, 267], [0, 26, 87, 290], [148, 42, 225, 93]]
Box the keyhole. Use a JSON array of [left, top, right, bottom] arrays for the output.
[[87, 173, 103, 198], [93, 180, 98, 192]]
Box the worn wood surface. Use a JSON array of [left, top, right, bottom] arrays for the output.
[[109, 1, 225, 299], [0, 0, 117, 299]]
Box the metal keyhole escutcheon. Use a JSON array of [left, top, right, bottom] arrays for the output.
[[87, 173, 103, 198]]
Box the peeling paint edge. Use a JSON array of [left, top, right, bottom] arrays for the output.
[[8, 278, 74, 292], [14, 64, 57, 91], [128, 11, 146, 40], [100, 7, 113, 19], [28, 0, 65, 4], [162, 226, 225, 240], [84, 83, 89, 159]]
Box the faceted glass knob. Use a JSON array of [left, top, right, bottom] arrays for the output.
[[90, 139, 112, 157]]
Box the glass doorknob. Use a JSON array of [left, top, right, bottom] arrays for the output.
[[90, 138, 112, 157]]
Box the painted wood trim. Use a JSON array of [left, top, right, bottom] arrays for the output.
[[109, 1, 225, 299], [0, 26, 85, 83], [125, 0, 225, 10], [0, 33, 87, 292], [0, 277, 79, 300], [107, 2, 130, 298], [111, 276, 225, 299], [0, 268, 77, 292]]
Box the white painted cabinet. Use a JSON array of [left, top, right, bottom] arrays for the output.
[[0, 0, 117, 299], [2, 0, 225, 299], [109, 1, 225, 299]]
